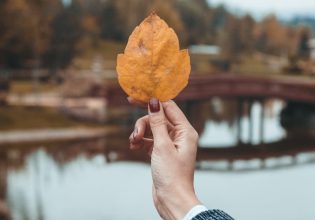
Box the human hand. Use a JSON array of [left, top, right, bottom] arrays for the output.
[[129, 97, 201, 220]]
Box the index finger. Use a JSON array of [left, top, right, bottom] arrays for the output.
[[127, 97, 147, 108]]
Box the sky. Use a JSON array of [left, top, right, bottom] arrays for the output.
[[208, 0, 315, 19]]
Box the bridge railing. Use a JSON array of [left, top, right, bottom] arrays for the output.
[[104, 74, 315, 107]]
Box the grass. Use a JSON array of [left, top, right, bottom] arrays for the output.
[[0, 106, 101, 131], [231, 55, 281, 76], [10, 81, 59, 94], [71, 39, 125, 70], [231, 55, 314, 78], [190, 54, 218, 74]]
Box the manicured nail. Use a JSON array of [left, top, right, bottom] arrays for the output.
[[149, 98, 160, 113]]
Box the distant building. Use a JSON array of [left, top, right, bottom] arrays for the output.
[[188, 45, 220, 56], [309, 38, 315, 60], [188, 45, 230, 72]]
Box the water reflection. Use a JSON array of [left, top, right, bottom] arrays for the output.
[[199, 100, 286, 147], [7, 150, 104, 220], [6, 150, 156, 220], [4, 147, 315, 220]]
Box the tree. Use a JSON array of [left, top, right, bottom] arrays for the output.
[[0, 0, 39, 67], [177, 0, 214, 44], [239, 14, 255, 53], [43, 1, 83, 69], [0, 0, 60, 68], [254, 15, 287, 55], [218, 15, 243, 61], [296, 26, 311, 59], [100, 0, 125, 40]]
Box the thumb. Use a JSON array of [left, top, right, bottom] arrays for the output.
[[148, 98, 171, 143]]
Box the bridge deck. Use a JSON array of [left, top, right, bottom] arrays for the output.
[[105, 74, 315, 106], [102, 74, 315, 163]]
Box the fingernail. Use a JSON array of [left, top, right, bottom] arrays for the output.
[[149, 98, 160, 113]]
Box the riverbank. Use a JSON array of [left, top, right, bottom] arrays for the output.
[[0, 126, 120, 144], [0, 105, 106, 131]]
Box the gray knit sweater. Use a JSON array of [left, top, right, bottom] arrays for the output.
[[192, 209, 234, 220]]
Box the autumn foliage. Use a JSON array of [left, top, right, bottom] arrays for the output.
[[116, 13, 190, 102], [0, 0, 312, 69]]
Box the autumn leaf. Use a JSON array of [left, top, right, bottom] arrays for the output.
[[116, 13, 191, 102]]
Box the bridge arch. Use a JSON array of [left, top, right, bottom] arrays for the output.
[[104, 74, 315, 170]]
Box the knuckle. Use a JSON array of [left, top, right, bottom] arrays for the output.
[[187, 127, 199, 140], [154, 140, 173, 155], [150, 116, 166, 128], [135, 116, 149, 130], [156, 138, 171, 147], [135, 118, 141, 126], [136, 115, 148, 124]]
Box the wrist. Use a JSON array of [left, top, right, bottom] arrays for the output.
[[158, 187, 202, 220]]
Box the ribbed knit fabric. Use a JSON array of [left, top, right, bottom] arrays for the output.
[[191, 209, 234, 220]]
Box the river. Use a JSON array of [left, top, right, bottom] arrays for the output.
[[1, 99, 315, 220]]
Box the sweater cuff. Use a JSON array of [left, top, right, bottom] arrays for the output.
[[182, 205, 208, 220], [192, 209, 234, 220]]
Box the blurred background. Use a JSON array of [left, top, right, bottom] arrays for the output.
[[0, 0, 315, 219]]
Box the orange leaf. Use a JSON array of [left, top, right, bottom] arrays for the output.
[[116, 13, 191, 102]]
